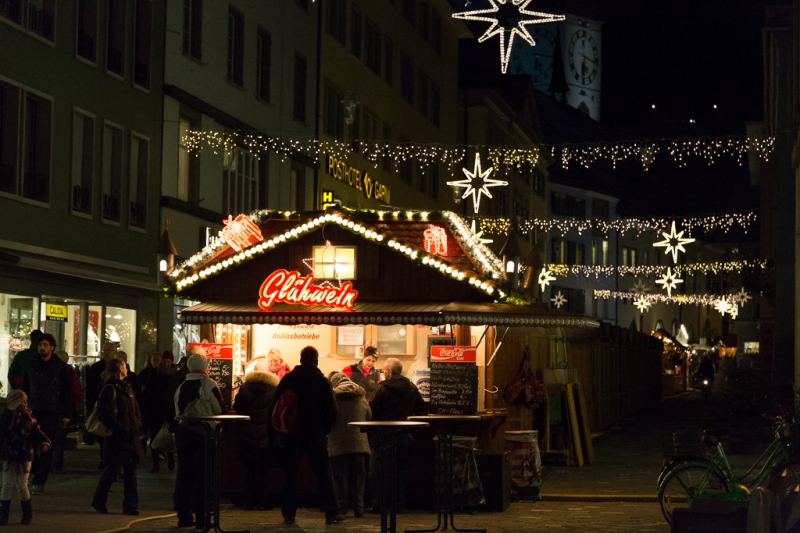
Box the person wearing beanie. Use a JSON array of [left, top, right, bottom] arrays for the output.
[[327, 372, 371, 518], [172, 352, 227, 529], [0, 389, 51, 525], [342, 346, 381, 399], [233, 364, 279, 510], [142, 352, 175, 473]]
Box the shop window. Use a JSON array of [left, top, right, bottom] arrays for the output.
[[256, 29, 271, 102], [129, 133, 149, 229], [104, 306, 136, 366], [76, 0, 98, 62], [101, 121, 124, 222], [222, 147, 258, 215], [71, 110, 95, 214], [313, 245, 355, 280], [106, 0, 127, 77], [182, 0, 202, 60], [62, 304, 103, 362], [293, 54, 307, 122], [227, 7, 244, 87], [133, 0, 152, 89], [0, 295, 40, 394]]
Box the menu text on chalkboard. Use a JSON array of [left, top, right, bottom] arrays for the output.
[[207, 358, 233, 408], [430, 362, 477, 415]]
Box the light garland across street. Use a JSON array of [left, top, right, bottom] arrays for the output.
[[182, 131, 774, 174], [480, 211, 758, 237], [544, 260, 768, 279], [594, 290, 753, 309]]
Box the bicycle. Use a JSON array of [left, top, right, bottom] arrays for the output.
[[657, 418, 800, 524]]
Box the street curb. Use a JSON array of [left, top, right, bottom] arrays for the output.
[[541, 493, 659, 503]]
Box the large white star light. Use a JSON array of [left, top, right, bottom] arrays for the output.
[[655, 267, 683, 297], [470, 219, 494, 245], [734, 287, 752, 306], [452, 0, 565, 74], [633, 295, 652, 314], [714, 296, 731, 316], [538, 267, 556, 292], [631, 278, 651, 296], [447, 154, 508, 214], [551, 290, 567, 309], [653, 221, 696, 263]]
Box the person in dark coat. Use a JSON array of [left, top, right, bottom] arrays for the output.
[[0, 390, 50, 525], [341, 346, 381, 398], [233, 360, 279, 510], [142, 352, 175, 473], [172, 352, 227, 530], [327, 372, 371, 518], [86, 343, 118, 469], [117, 351, 143, 409], [7, 330, 42, 390], [21, 334, 71, 495], [272, 346, 342, 525], [90, 358, 146, 515], [368, 358, 428, 513], [138, 353, 162, 389]]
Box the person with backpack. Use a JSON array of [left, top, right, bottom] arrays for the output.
[[271, 346, 343, 525], [172, 353, 227, 529], [233, 359, 279, 510]]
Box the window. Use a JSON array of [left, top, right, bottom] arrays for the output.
[[1, 0, 55, 40], [294, 0, 308, 11], [417, 69, 428, 117], [382, 123, 391, 172], [430, 82, 440, 126], [431, 9, 441, 53], [533, 167, 545, 197], [551, 286, 586, 314], [417, 164, 427, 194], [643, 250, 650, 266], [134, 0, 152, 88], [349, 104, 360, 151], [0, 81, 21, 197], [182, 0, 202, 59], [324, 84, 344, 139], [350, 5, 362, 59], [129, 134, 148, 229], [71, 111, 94, 214], [222, 147, 258, 215], [428, 162, 439, 200], [326, 0, 346, 44], [402, 0, 416, 26], [177, 116, 199, 203], [76, 0, 98, 61], [293, 54, 307, 122], [419, 0, 430, 41], [401, 54, 414, 104], [384, 38, 393, 86], [591, 237, 609, 266], [364, 20, 381, 75], [551, 239, 566, 264], [227, 7, 244, 86], [363, 110, 379, 142], [551, 192, 586, 218], [313, 246, 355, 280], [399, 136, 413, 184], [256, 29, 271, 102], [101, 122, 124, 222], [107, 0, 127, 76]]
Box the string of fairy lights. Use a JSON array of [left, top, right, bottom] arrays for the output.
[[546, 259, 767, 279], [479, 211, 757, 237], [182, 130, 774, 174]]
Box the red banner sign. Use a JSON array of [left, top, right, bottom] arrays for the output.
[[187, 343, 233, 359], [430, 346, 477, 363], [258, 269, 359, 311]]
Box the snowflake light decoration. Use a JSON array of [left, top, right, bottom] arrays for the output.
[[653, 221, 695, 263], [452, 0, 565, 74], [551, 290, 567, 309], [631, 278, 651, 296], [470, 219, 494, 245], [655, 267, 683, 297], [633, 295, 652, 313], [538, 267, 556, 292], [734, 287, 751, 306], [447, 153, 508, 213], [714, 296, 732, 316]]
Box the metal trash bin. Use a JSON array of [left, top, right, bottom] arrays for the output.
[[505, 430, 542, 501]]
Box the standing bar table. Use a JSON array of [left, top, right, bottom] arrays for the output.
[[349, 421, 430, 533], [178, 414, 250, 533], [406, 415, 486, 533]]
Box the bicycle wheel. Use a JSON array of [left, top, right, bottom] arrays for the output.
[[658, 462, 730, 524]]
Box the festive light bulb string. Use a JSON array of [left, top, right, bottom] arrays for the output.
[[544, 260, 767, 279]]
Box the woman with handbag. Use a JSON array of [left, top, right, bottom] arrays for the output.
[[233, 359, 279, 510], [90, 358, 146, 515]]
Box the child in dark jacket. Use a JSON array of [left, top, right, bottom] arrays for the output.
[[0, 390, 51, 525]]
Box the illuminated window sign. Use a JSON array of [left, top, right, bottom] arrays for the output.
[[45, 303, 68, 322], [313, 246, 356, 280], [258, 270, 359, 311], [326, 155, 391, 204]]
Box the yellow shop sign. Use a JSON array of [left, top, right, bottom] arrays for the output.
[[327, 156, 391, 204], [45, 303, 68, 322]]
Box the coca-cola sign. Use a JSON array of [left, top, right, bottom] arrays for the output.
[[187, 343, 232, 359], [430, 345, 476, 363]]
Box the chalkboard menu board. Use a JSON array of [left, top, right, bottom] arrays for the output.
[[207, 358, 233, 408], [430, 363, 478, 415]]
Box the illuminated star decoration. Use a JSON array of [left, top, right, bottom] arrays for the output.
[[447, 153, 508, 214], [714, 296, 731, 316], [631, 278, 651, 296], [655, 267, 683, 297], [653, 221, 696, 263], [538, 267, 556, 292], [302, 240, 352, 289], [551, 290, 567, 309], [452, 0, 565, 74], [734, 287, 752, 306], [633, 295, 652, 313], [470, 219, 494, 245]]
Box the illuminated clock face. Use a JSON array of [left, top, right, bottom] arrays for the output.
[[511, 27, 555, 84], [568, 29, 599, 85]]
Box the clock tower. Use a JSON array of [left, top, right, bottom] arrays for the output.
[[511, 13, 603, 121]]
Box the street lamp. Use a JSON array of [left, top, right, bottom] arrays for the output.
[[498, 217, 528, 292], [156, 225, 178, 286]]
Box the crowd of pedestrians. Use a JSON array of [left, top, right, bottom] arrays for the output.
[[0, 333, 428, 528]]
